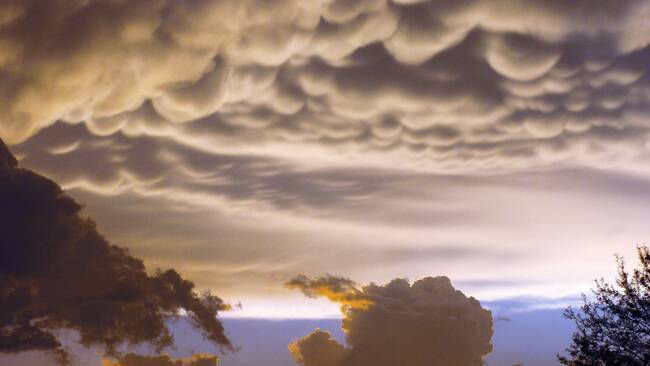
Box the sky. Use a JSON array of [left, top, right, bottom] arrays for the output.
[[2, 1, 650, 365], [2, 311, 575, 366]]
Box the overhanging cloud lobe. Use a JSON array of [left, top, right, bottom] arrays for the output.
[[2, 1, 650, 172]]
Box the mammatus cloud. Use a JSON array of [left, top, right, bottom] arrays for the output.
[[103, 353, 218, 366], [4, 1, 650, 173], [287, 275, 493, 366], [0, 139, 231, 362]]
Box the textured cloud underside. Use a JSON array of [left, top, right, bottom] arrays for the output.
[[3, 0, 650, 173]]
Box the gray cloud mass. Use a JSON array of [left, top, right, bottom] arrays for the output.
[[2, 0, 650, 173]]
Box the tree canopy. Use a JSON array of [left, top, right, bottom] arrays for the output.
[[561, 246, 650, 366]]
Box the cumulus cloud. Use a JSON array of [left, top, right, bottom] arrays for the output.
[[288, 329, 347, 366], [103, 353, 218, 366], [0, 139, 232, 362], [287, 275, 493, 366], [2, 1, 650, 173]]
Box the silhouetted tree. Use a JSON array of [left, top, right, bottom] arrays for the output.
[[560, 246, 650, 366]]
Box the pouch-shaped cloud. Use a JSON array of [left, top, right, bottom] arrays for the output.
[[483, 34, 562, 81], [287, 275, 493, 366], [3, 1, 650, 173], [0, 139, 231, 361], [103, 353, 218, 366]]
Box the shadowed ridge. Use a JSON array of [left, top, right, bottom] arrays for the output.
[[0, 138, 17, 170]]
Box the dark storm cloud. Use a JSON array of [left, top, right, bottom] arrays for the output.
[[0, 139, 231, 362], [287, 275, 493, 366], [2, 1, 650, 172]]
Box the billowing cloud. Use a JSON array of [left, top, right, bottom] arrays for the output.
[[0, 139, 231, 362], [2, 1, 650, 173], [288, 329, 347, 366], [103, 353, 218, 366], [287, 275, 493, 366]]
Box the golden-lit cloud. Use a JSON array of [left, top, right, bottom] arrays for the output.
[[0, 139, 231, 362], [286, 275, 373, 310], [103, 353, 218, 366], [288, 275, 494, 366]]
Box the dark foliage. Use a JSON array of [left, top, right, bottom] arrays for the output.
[[560, 246, 650, 366], [0, 138, 232, 363]]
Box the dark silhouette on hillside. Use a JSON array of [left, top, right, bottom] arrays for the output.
[[560, 246, 650, 365]]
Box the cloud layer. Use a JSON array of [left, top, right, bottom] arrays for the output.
[[4, 3, 650, 361], [0, 139, 231, 362], [4, 0, 650, 328], [287, 275, 493, 366], [3, 1, 650, 172]]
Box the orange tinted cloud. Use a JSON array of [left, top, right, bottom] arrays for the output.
[[102, 353, 218, 366], [289, 275, 493, 366], [286, 275, 373, 310]]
